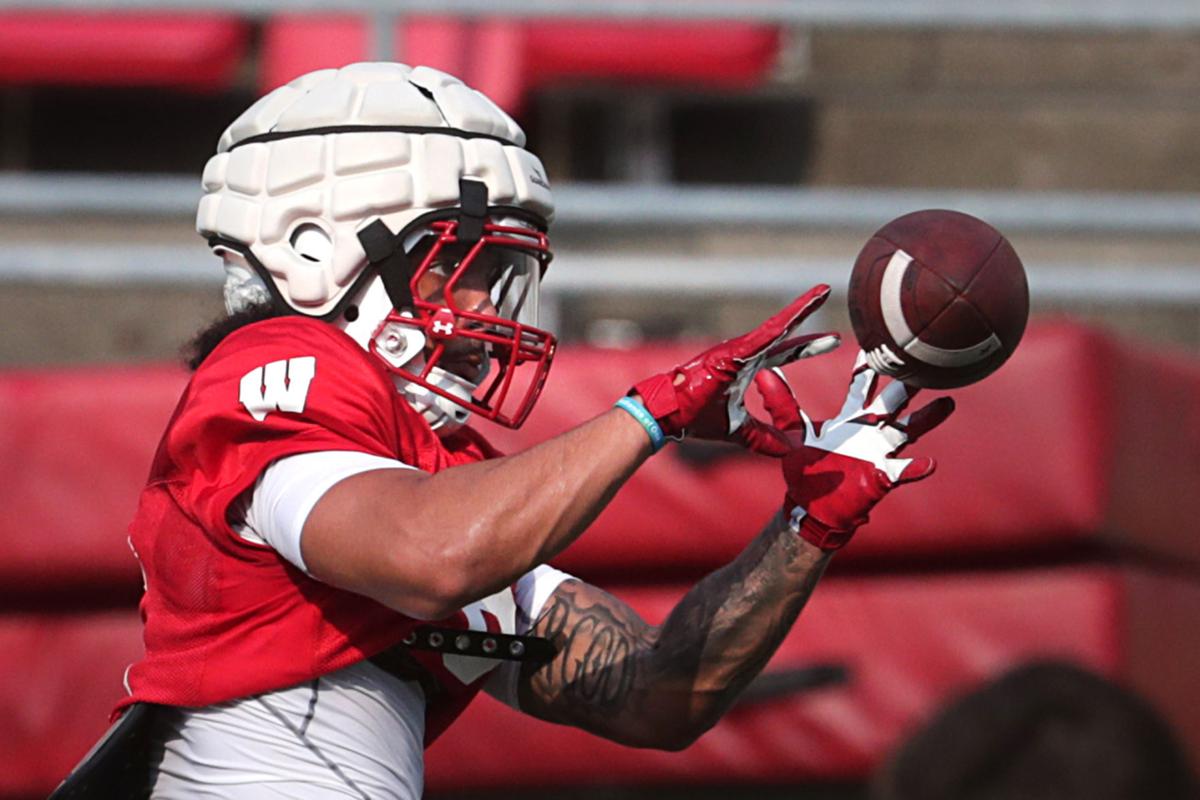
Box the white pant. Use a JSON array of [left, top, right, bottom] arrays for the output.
[[149, 661, 426, 799]]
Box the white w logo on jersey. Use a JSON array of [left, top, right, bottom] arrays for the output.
[[239, 357, 316, 421]]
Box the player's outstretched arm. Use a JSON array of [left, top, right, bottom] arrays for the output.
[[512, 512, 830, 750], [510, 357, 954, 749], [303, 407, 652, 621], [302, 288, 838, 622]]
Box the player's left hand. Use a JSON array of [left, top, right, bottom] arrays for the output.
[[756, 352, 955, 550], [631, 285, 840, 456]]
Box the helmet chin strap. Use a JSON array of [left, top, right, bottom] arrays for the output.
[[398, 366, 476, 433]]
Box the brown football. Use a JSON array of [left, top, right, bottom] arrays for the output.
[[847, 209, 1029, 389]]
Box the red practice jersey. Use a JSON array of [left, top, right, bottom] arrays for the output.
[[119, 316, 509, 743]]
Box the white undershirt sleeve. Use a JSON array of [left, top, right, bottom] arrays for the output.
[[485, 564, 576, 710], [230, 450, 418, 574], [230, 448, 575, 713]]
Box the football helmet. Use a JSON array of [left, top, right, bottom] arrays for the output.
[[197, 62, 556, 432]]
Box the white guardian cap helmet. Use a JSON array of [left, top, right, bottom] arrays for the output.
[[197, 62, 556, 431]]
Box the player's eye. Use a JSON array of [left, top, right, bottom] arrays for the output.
[[427, 253, 461, 277], [414, 270, 448, 302]]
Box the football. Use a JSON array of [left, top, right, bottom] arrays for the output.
[[847, 209, 1029, 389]]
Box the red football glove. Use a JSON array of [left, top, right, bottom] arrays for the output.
[[631, 285, 840, 456], [755, 353, 955, 550]]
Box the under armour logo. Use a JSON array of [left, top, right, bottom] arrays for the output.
[[432, 320, 454, 336], [239, 356, 316, 421]]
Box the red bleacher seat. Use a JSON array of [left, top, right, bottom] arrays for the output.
[[259, 15, 369, 95], [522, 21, 780, 89], [0, 12, 248, 91], [259, 16, 780, 113], [3, 612, 142, 798]]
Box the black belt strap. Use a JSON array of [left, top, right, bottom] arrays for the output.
[[400, 624, 556, 662], [370, 626, 556, 696]]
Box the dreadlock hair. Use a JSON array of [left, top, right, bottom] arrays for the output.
[[183, 303, 280, 371]]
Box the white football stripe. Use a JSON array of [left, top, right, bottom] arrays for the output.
[[905, 329, 1002, 368], [880, 249, 918, 345], [879, 248, 1002, 368]]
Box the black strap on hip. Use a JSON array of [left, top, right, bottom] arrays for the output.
[[48, 702, 160, 800], [370, 625, 556, 696], [400, 624, 555, 662]]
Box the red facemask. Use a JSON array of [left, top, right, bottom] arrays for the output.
[[368, 218, 556, 429]]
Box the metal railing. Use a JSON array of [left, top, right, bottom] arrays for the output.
[[3, 245, 1198, 307], [2, 173, 1198, 303], [4, 174, 1200, 236]]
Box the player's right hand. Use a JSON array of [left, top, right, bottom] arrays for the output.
[[756, 353, 955, 550], [630, 285, 840, 456]]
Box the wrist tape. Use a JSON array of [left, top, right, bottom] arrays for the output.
[[615, 396, 667, 453]]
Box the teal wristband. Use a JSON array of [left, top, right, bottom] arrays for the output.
[[615, 397, 667, 453]]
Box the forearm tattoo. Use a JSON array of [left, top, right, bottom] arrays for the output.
[[521, 581, 655, 724], [519, 514, 831, 741]]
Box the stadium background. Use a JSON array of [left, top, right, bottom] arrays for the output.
[[1, 1, 1198, 798]]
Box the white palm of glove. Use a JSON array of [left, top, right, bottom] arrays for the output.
[[756, 351, 955, 550], [797, 354, 924, 483]]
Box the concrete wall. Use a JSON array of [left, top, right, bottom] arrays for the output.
[[799, 29, 1200, 190]]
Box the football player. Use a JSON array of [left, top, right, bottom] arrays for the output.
[[59, 63, 952, 799]]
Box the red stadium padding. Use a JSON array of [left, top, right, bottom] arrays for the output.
[[9, 567, 1199, 797], [1, 322, 1197, 597], [0, 364, 184, 594], [259, 16, 779, 112], [0, 12, 249, 90], [3, 611, 143, 797], [1104, 342, 1200, 564]]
